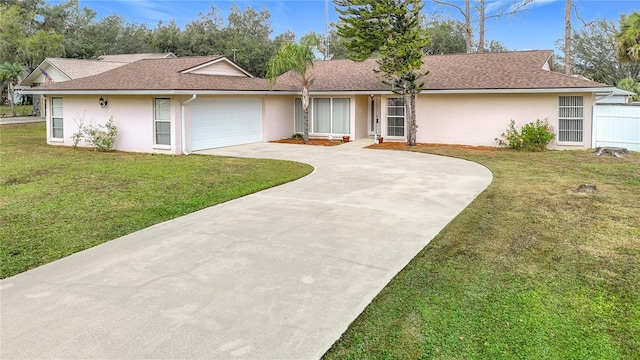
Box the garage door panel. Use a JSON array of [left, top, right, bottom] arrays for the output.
[[191, 98, 262, 151]]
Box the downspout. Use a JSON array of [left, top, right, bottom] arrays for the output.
[[595, 91, 614, 102], [181, 94, 197, 155]]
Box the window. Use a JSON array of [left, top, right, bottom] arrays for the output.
[[558, 96, 583, 143], [312, 98, 332, 133], [294, 97, 350, 135], [332, 98, 350, 134], [154, 98, 171, 146], [387, 98, 405, 137], [51, 97, 63, 139]]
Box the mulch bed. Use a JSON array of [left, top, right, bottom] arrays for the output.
[[270, 138, 344, 146], [366, 142, 500, 151], [270, 138, 500, 150]]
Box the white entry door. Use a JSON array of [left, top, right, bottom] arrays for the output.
[[191, 98, 262, 151], [369, 96, 381, 136]]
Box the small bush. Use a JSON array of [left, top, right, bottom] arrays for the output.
[[291, 133, 304, 140], [71, 115, 118, 151], [496, 119, 556, 152]]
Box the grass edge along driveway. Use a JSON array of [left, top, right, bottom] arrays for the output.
[[324, 145, 640, 359], [0, 122, 313, 278]]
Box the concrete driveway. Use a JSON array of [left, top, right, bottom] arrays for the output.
[[0, 116, 45, 125], [0, 140, 492, 359]]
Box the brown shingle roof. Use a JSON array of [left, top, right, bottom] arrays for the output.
[[278, 50, 608, 91], [33, 56, 278, 92], [29, 50, 610, 94]]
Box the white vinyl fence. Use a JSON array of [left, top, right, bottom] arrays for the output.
[[592, 103, 640, 152]]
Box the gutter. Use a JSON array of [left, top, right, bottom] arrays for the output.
[[595, 91, 615, 102], [21, 87, 616, 96], [180, 94, 197, 155]]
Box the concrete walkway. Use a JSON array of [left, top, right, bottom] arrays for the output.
[[0, 140, 492, 359]]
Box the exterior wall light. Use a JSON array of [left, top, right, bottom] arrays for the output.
[[99, 96, 108, 108]]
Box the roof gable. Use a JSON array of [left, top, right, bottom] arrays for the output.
[[181, 57, 253, 77]]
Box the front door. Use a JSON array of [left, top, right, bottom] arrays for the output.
[[369, 96, 381, 136]]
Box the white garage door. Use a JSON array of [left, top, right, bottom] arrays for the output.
[[191, 97, 263, 151]]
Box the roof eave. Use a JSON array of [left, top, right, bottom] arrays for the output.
[[22, 87, 615, 96], [20, 89, 302, 96]]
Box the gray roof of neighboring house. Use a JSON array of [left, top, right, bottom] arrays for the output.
[[97, 53, 176, 62], [20, 53, 179, 87], [46, 58, 128, 79], [27, 56, 274, 92], [25, 50, 612, 94]]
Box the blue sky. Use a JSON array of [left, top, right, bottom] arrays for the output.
[[59, 0, 638, 52]]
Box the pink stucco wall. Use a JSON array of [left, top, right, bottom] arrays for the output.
[[262, 95, 296, 141], [354, 95, 369, 140], [46, 95, 181, 154], [45, 92, 596, 154], [413, 92, 595, 149]]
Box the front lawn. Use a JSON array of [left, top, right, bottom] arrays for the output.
[[325, 145, 640, 359], [0, 123, 313, 278], [0, 104, 33, 117]]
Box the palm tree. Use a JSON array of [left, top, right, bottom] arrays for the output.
[[617, 12, 640, 63], [0, 62, 29, 117], [266, 35, 319, 143]]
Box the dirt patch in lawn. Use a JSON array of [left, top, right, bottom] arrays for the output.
[[270, 138, 344, 146]]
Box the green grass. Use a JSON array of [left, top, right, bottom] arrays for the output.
[[0, 122, 313, 278], [0, 104, 33, 117], [325, 147, 640, 359]]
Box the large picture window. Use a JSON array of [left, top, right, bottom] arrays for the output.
[[294, 98, 350, 135], [51, 97, 63, 139], [387, 97, 405, 137], [558, 96, 583, 143], [312, 98, 332, 133], [154, 98, 171, 146]]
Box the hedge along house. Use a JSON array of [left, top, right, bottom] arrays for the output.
[[23, 50, 615, 154]]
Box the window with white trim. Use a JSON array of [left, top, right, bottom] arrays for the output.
[[387, 97, 405, 137], [51, 97, 63, 139], [294, 97, 351, 135], [558, 96, 584, 143], [154, 98, 171, 146]]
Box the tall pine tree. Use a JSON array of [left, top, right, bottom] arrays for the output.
[[335, 0, 429, 146]]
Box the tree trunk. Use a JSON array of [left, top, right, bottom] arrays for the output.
[[564, 0, 572, 75], [8, 83, 16, 117], [465, 0, 472, 53], [478, 0, 485, 53], [302, 85, 310, 143], [405, 91, 418, 147]]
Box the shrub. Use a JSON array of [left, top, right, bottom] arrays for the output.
[[71, 115, 118, 151], [496, 119, 556, 152], [83, 117, 117, 151]]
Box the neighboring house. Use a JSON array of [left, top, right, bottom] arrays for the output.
[[596, 87, 635, 104], [22, 50, 616, 154], [21, 53, 176, 87], [19, 53, 175, 115]]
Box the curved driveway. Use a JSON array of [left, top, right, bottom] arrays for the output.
[[0, 140, 492, 359]]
